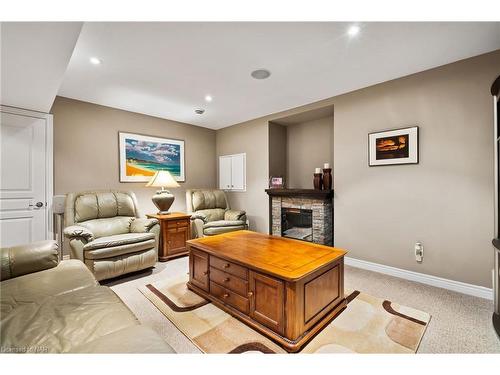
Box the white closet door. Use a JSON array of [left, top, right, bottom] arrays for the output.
[[0, 110, 50, 246], [231, 153, 245, 190], [219, 156, 232, 190]]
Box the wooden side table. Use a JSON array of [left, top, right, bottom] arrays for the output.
[[146, 212, 191, 262]]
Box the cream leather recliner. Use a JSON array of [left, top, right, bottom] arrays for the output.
[[186, 189, 248, 238], [64, 190, 159, 281]]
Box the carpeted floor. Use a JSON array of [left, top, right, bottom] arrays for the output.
[[105, 256, 500, 353]]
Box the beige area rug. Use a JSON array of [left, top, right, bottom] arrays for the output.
[[139, 275, 431, 354]]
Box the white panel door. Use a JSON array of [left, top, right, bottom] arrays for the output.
[[219, 156, 232, 190], [230, 153, 246, 190], [0, 111, 48, 247]]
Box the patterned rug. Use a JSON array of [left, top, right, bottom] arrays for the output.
[[139, 275, 430, 353]]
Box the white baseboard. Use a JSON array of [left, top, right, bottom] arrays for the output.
[[344, 256, 493, 300]]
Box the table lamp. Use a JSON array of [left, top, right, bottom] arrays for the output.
[[146, 170, 180, 214]]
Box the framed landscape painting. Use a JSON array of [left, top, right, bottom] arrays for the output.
[[368, 126, 419, 166], [119, 132, 185, 182]]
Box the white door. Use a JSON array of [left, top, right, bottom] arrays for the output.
[[219, 156, 232, 190], [230, 153, 245, 190], [0, 109, 52, 247]]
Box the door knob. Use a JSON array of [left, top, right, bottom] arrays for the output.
[[29, 202, 44, 208]]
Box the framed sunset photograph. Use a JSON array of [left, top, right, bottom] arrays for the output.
[[368, 126, 419, 166], [119, 132, 185, 182]]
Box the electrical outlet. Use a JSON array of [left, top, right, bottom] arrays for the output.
[[415, 242, 424, 262]]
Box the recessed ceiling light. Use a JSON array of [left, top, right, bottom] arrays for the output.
[[347, 25, 360, 37], [251, 69, 271, 80], [204, 95, 213, 103], [195, 109, 205, 115], [89, 57, 102, 65]]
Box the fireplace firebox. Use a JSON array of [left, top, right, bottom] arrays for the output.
[[281, 208, 313, 242]]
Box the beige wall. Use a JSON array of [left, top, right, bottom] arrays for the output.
[[51, 97, 216, 216], [286, 116, 334, 189], [216, 120, 269, 233], [216, 50, 500, 287], [333, 51, 499, 287]]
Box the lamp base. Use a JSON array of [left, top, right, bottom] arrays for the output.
[[157, 210, 172, 215], [151, 190, 175, 215]]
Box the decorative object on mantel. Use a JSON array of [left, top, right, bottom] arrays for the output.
[[269, 176, 285, 189], [323, 162, 332, 190], [119, 131, 185, 182], [313, 167, 323, 190], [146, 170, 180, 214], [368, 126, 419, 166]]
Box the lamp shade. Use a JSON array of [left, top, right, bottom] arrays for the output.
[[145, 170, 180, 188]]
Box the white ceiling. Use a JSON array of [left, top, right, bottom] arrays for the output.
[[1, 22, 83, 112], [3, 23, 500, 128], [58, 22, 500, 129]]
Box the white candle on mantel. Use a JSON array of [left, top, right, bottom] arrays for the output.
[[315, 168, 321, 174], [324, 163, 330, 169]]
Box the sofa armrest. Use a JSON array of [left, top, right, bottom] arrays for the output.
[[63, 225, 94, 242], [0, 240, 59, 281], [130, 218, 159, 233], [224, 209, 246, 221], [190, 212, 208, 223]]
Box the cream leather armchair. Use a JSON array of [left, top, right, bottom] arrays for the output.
[[64, 190, 159, 281], [186, 189, 248, 238]]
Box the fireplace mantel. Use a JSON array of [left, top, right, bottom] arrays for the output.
[[265, 188, 333, 200]]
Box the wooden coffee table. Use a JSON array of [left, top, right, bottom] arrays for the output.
[[186, 230, 347, 352]]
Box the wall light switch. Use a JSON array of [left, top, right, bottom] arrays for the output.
[[415, 242, 424, 262]]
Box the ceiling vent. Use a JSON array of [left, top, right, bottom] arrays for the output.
[[251, 69, 271, 80]]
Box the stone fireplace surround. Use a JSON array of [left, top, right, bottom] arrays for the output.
[[265, 189, 333, 246]]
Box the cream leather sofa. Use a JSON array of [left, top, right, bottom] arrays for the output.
[[64, 190, 159, 281], [0, 240, 174, 353], [186, 189, 248, 238]]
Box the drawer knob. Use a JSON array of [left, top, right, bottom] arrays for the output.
[[222, 293, 229, 299], [224, 277, 230, 283], [247, 291, 253, 297], [223, 263, 230, 269]]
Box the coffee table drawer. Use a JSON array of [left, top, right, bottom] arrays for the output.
[[210, 256, 248, 280], [210, 281, 249, 314], [210, 267, 248, 296]]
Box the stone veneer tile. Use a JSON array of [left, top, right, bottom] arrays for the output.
[[271, 195, 333, 246]]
